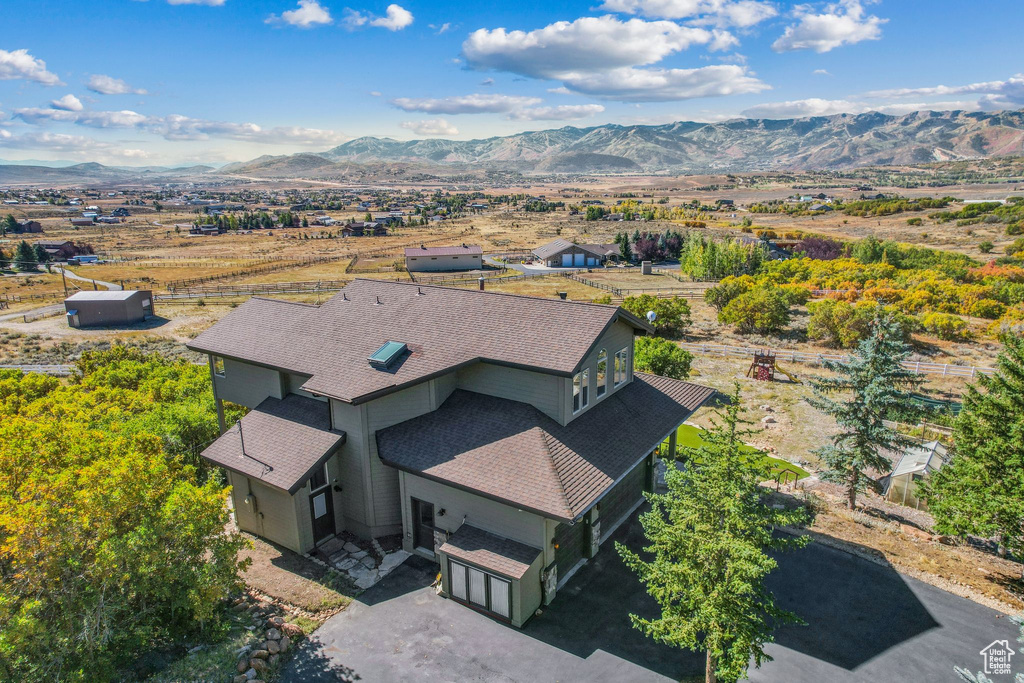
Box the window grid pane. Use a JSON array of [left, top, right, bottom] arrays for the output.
[[597, 350, 607, 397], [582, 369, 589, 408]]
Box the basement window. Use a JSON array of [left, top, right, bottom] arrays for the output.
[[369, 341, 408, 369]]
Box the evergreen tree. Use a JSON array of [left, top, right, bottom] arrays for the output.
[[618, 387, 808, 683], [0, 248, 9, 270], [14, 240, 37, 272], [923, 336, 1024, 575], [2, 214, 17, 237], [33, 244, 50, 264], [809, 313, 923, 509]]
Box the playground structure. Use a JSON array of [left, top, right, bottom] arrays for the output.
[[747, 350, 800, 383]]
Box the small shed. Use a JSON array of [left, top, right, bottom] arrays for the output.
[[64, 290, 154, 328], [883, 440, 948, 509]]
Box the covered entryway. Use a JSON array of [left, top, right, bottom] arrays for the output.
[[412, 498, 435, 552], [309, 463, 335, 544]]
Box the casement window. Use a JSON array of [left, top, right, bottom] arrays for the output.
[[581, 368, 590, 409], [572, 371, 582, 413], [448, 560, 512, 620], [596, 349, 607, 398], [614, 347, 629, 386], [213, 356, 225, 377]]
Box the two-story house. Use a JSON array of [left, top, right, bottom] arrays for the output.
[[189, 279, 714, 627]]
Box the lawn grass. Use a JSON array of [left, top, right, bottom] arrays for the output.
[[668, 424, 811, 480]]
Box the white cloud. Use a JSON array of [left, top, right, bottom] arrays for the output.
[[50, 94, 84, 112], [87, 74, 148, 95], [813, 68, 831, 76], [547, 86, 572, 95], [773, 0, 886, 53], [0, 49, 62, 86], [400, 119, 459, 136], [559, 64, 768, 102], [369, 90, 382, 96], [370, 4, 413, 30], [865, 74, 1024, 110], [167, 0, 226, 5], [742, 97, 865, 118], [508, 104, 606, 121], [13, 106, 345, 145], [480, 78, 495, 86], [0, 131, 149, 161], [266, 0, 333, 27], [599, 0, 777, 28], [390, 93, 542, 114], [342, 8, 369, 29], [430, 22, 452, 34]]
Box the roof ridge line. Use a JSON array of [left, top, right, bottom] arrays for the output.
[[347, 277, 621, 309], [536, 426, 576, 521]]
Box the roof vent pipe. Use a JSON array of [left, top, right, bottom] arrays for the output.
[[479, 276, 485, 291], [417, 287, 424, 296], [342, 292, 348, 301], [375, 296, 382, 305]]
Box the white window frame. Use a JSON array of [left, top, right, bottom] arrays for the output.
[[614, 347, 629, 386], [596, 349, 607, 398], [213, 355, 225, 377], [581, 368, 590, 410], [572, 371, 582, 414]]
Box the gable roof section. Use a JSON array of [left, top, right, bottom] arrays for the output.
[[376, 373, 716, 522], [188, 279, 651, 404], [531, 239, 613, 259], [201, 394, 345, 494], [404, 245, 483, 257], [438, 525, 542, 580]]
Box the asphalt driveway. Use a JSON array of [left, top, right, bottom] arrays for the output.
[[283, 514, 1020, 682]]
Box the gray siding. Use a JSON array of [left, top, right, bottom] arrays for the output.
[[406, 254, 483, 272], [214, 358, 283, 409], [228, 470, 301, 552], [330, 400, 372, 537], [563, 319, 635, 423], [456, 362, 562, 422], [281, 372, 324, 401]]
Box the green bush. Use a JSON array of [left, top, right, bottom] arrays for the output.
[[633, 336, 693, 379], [978, 241, 995, 254], [906, 217, 923, 226], [718, 286, 790, 335], [921, 312, 969, 340], [968, 299, 1006, 320], [807, 300, 916, 348], [622, 294, 691, 336]]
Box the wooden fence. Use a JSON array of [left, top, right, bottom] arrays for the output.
[[678, 342, 995, 378], [0, 364, 74, 376]]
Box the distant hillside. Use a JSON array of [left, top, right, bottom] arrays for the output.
[[0, 162, 214, 187], [319, 110, 1024, 173]]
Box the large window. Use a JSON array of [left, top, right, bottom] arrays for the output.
[[213, 356, 225, 377], [614, 347, 629, 386], [449, 560, 512, 620], [596, 349, 607, 398], [581, 368, 590, 410], [572, 371, 582, 413]]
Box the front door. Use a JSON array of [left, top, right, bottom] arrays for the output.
[[308, 464, 334, 544], [411, 498, 434, 552]]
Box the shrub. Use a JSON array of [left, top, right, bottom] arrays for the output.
[[906, 217, 923, 226], [921, 312, 969, 340], [807, 300, 916, 348], [978, 241, 995, 253], [703, 275, 753, 312], [1007, 237, 1024, 256], [633, 336, 693, 379], [718, 286, 791, 335], [622, 294, 691, 336], [968, 299, 1006, 319]]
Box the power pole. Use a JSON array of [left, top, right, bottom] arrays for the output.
[[60, 267, 68, 298]]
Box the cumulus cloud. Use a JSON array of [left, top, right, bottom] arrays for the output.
[[507, 104, 606, 121], [0, 131, 149, 160], [0, 49, 62, 86], [813, 68, 831, 76], [741, 97, 989, 119], [865, 74, 1024, 110], [87, 74, 148, 95], [13, 106, 345, 145], [390, 93, 542, 114], [50, 94, 84, 112], [400, 119, 459, 136], [429, 22, 452, 34], [462, 15, 766, 102], [266, 0, 333, 27], [345, 4, 413, 30], [772, 0, 886, 53], [599, 0, 777, 28]]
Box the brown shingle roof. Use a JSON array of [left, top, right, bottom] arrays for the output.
[[438, 525, 542, 580], [187, 280, 651, 404], [201, 394, 345, 494], [376, 373, 716, 522], [532, 239, 614, 260], [404, 245, 483, 257]]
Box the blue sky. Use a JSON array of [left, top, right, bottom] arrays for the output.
[[0, 0, 1022, 165]]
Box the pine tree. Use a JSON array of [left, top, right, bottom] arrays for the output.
[[14, 240, 37, 272], [0, 248, 9, 270], [617, 386, 808, 683], [809, 313, 923, 509], [924, 336, 1024, 576], [2, 214, 17, 237]]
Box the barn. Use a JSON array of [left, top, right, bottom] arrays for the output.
[[64, 290, 155, 328]]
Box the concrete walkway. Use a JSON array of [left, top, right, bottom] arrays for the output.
[[282, 513, 1020, 682]]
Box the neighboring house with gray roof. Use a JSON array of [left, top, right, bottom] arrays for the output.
[[189, 279, 714, 627], [532, 239, 621, 268]]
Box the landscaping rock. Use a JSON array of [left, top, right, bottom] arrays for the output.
[[359, 555, 377, 569], [350, 550, 368, 560], [250, 658, 269, 673], [267, 615, 285, 628], [335, 557, 359, 571], [233, 675, 248, 683], [237, 658, 249, 673], [266, 627, 281, 641], [348, 563, 380, 589], [281, 622, 304, 638], [232, 602, 249, 612], [251, 649, 269, 660], [279, 635, 290, 653], [378, 550, 410, 574], [343, 542, 361, 553], [900, 523, 932, 541], [244, 668, 257, 680], [761, 415, 776, 424], [269, 654, 280, 667], [266, 640, 281, 655]]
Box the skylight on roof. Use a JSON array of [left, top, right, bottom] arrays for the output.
[[368, 341, 407, 369]]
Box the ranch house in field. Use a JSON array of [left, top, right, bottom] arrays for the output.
[[404, 244, 483, 272], [532, 239, 621, 268], [189, 280, 714, 627]]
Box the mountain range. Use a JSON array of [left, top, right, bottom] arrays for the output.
[[2, 109, 1024, 186]]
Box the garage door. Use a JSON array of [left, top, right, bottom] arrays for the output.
[[598, 461, 647, 542], [553, 520, 588, 581], [561, 253, 573, 267], [587, 257, 597, 266], [573, 253, 585, 266], [449, 559, 512, 620]]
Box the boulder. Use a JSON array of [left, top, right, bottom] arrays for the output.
[[266, 639, 281, 655], [281, 622, 304, 638], [250, 658, 269, 672], [378, 550, 410, 574], [269, 654, 281, 667], [761, 416, 776, 424], [233, 676, 248, 683], [237, 658, 249, 673], [900, 523, 932, 541], [267, 615, 285, 627], [251, 649, 269, 660], [279, 635, 290, 653], [266, 628, 281, 641], [244, 669, 257, 681]]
